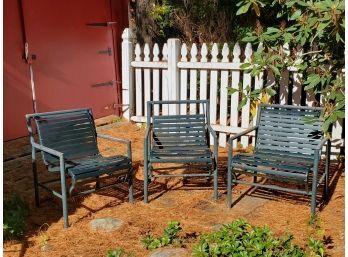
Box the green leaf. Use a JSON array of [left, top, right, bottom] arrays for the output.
[[228, 87, 239, 95], [290, 10, 301, 20], [240, 63, 252, 69], [236, 2, 252, 15], [242, 35, 258, 42]]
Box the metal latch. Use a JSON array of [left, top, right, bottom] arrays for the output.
[[91, 80, 115, 87], [98, 47, 112, 56]]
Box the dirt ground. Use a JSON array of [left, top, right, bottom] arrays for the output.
[[3, 122, 345, 257]]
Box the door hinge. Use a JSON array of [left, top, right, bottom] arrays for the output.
[[86, 21, 117, 27], [98, 47, 112, 56], [91, 80, 115, 87]]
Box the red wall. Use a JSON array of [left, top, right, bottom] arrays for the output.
[[3, 0, 129, 141], [4, 0, 33, 141]]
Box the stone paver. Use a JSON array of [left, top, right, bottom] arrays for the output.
[[90, 217, 123, 232], [148, 248, 189, 257]]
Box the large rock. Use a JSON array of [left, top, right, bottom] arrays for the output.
[[90, 217, 123, 232], [148, 248, 189, 257]]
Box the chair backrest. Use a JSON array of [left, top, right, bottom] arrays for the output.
[[26, 108, 98, 166], [255, 104, 323, 158], [148, 100, 209, 149]]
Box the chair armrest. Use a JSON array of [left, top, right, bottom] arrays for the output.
[[144, 126, 151, 141], [207, 125, 218, 160], [227, 126, 258, 146], [315, 137, 329, 151], [31, 142, 64, 158], [97, 134, 132, 160], [144, 126, 151, 161], [207, 125, 217, 141]]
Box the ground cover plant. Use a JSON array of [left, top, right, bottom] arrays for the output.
[[191, 219, 325, 257], [3, 194, 28, 240], [141, 221, 182, 250]]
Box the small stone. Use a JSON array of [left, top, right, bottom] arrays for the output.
[[148, 248, 189, 257], [212, 224, 222, 231], [41, 244, 53, 252], [90, 217, 123, 232]]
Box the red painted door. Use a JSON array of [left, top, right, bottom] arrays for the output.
[[22, 0, 120, 117]]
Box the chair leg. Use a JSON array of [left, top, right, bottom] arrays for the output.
[[32, 147, 40, 207], [227, 163, 232, 208], [253, 171, 257, 183], [59, 158, 69, 229], [95, 176, 100, 189], [128, 167, 134, 203], [144, 160, 149, 204], [324, 141, 331, 200], [213, 165, 218, 201], [310, 152, 320, 221]]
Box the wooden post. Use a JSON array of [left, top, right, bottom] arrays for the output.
[[121, 28, 134, 120], [167, 38, 181, 115]]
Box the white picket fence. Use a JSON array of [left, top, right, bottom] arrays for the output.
[[121, 28, 344, 156]]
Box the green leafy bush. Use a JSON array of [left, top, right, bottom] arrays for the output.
[[142, 221, 182, 250], [234, 0, 345, 133], [192, 219, 325, 257], [3, 194, 28, 240]]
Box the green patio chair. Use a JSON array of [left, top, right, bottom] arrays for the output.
[[227, 104, 331, 217], [26, 108, 133, 228], [144, 100, 218, 203]]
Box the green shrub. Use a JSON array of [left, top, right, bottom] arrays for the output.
[[192, 219, 325, 257], [3, 194, 28, 240], [142, 221, 182, 250], [106, 248, 125, 257]]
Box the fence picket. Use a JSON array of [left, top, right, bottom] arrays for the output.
[[218, 43, 230, 147], [279, 43, 290, 105], [153, 43, 160, 115], [144, 44, 151, 115], [293, 46, 303, 106], [180, 43, 188, 114], [190, 44, 198, 114], [241, 43, 252, 147], [199, 43, 208, 114], [230, 43, 241, 148], [162, 43, 169, 115], [209, 43, 219, 144], [135, 43, 143, 116], [252, 43, 264, 145]]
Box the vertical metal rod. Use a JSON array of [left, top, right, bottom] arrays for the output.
[[32, 145, 40, 207], [128, 166, 134, 203], [324, 140, 331, 199], [59, 155, 69, 228], [227, 141, 233, 208], [310, 150, 320, 220], [143, 139, 148, 203]]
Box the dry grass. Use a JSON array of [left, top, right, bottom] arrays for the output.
[[3, 122, 344, 257]]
